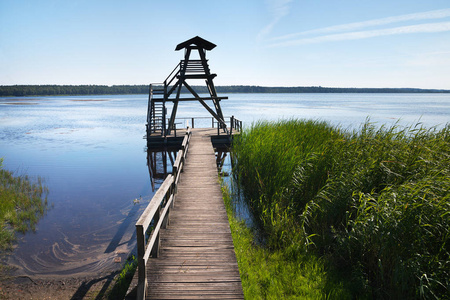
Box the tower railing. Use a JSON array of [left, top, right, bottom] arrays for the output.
[[180, 60, 209, 74], [164, 62, 181, 87]]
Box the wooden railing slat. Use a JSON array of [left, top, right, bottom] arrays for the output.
[[136, 175, 173, 229], [144, 194, 174, 261]]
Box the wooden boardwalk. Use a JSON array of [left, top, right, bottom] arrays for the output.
[[135, 128, 243, 299]]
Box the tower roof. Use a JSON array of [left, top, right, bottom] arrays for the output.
[[175, 36, 216, 51]]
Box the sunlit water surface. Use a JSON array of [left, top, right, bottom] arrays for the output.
[[0, 93, 448, 277]]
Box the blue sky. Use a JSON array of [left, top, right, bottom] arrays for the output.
[[1, 0, 450, 89]]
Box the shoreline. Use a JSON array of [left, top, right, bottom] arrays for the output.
[[0, 271, 119, 299], [1, 84, 450, 97]]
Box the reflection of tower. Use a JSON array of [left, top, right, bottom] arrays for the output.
[[147, 36, 228, 138], [216, 151, 228, 174], [147, 145, 230, 191], [146, 148, 177, 191]]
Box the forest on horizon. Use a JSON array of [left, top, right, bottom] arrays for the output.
[[1, 84, 449, 97]]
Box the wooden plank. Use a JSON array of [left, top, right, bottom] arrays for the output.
[[142, 128, 243, 299]]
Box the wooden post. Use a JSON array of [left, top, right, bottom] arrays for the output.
[[192, 117, 195, 128], [136, 224, 147, 300], [230, 116, 234, 136], [172, 164, 178, 180], [171, 162, 178, 207], [173, 150, 182, 193], [151, 207, 160, 258], [162, 84, 167, 137], [162, 193, 170, 228], [163, 150, 167, 176]]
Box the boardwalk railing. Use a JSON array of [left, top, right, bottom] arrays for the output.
[[175, 116, 242, 135], [229, 115, 243, 136], [135, 128, 192, 300]]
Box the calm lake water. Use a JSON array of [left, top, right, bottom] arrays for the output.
[[0, 93, 449, 277]]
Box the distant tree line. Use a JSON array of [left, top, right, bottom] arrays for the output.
[[1, 84, 449, 97], [218, 85, 450, 94], [0, 85, 148, 97]]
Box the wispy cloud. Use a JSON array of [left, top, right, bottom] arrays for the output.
[[270, 22, 450, 47], [258, 0, 293, 40], [268, 8, 450, 47]]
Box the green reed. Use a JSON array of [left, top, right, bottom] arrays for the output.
[[221, 181, 350, 299], [232, 119, 341, 247], [0, 158, 49, 249], [232, 120, 449, 299]]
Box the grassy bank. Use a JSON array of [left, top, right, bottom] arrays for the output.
[[0, 159, 49, 250], [222, 182, 350, 298], [232, 120, 449, 299]]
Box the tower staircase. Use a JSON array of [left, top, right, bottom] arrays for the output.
[[146, 84, 166, 136]]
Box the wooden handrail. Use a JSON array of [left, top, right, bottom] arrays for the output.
[[136, 128, 192, 300], [164, 62, 181, 87], [230, 115, 243, 136]]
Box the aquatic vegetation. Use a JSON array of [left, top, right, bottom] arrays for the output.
[[222, 182, 350, 299], [0, 159, 49, 250], [232, 120, 450, 299]]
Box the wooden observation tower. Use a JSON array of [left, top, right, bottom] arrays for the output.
[[146, 36, 228, 139]]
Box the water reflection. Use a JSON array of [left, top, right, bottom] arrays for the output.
[[216, 151, 228, 174], [146, 147, 177, 191], [219, 152, 255, 228]]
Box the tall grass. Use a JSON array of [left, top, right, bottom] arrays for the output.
[[232, 119, 341, 249], [222, 181, 350, 299], [232, 120, 449, 299], [0, 158, 49, 249]]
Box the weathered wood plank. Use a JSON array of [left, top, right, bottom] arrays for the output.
[[142, 128, 243, 299]]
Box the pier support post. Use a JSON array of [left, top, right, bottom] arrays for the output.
[[136, 224, 147, 300]]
